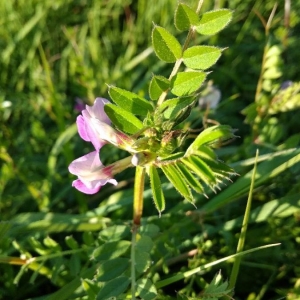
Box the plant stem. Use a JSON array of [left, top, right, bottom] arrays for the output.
[[131, 223, 138, 300], [131, 166, 146, 299], [228, 149, 259, 291], [157, 0, 204, 107], [156, 242, 280, 289], [133, 166, 145, 225], [195, 0, 204, 13]]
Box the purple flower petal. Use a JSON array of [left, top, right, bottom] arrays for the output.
[[86, 98, 111, 125], [68, 151, 118, 194], [76, 98, 111, 151], [69, 151, 104, 178], [75, 97, 136, 152], [69, 97, 135, 195], [72, 179, 102, 194], [77, 115, 90, 142]]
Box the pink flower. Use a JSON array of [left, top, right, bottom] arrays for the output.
[[69, 97, 136, 194], [77, 97, 111, 151], [69, 151, 117, 194], [77, 97, 135, 151], [69, 151, 133, 194]]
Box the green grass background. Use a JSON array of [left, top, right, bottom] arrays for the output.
[[0, 0, 299, 299]]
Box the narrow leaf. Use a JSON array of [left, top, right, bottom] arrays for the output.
[[171, 71, 206, 96], [152, 26, 182, 63], [176, 162, 204, 194], [149, 75, 170, 100], [182, 156, 217, 188], [156, 243, 280, 289], [186, 125, 236, 154], [161, 164, 193, 202], [199, 156, 236, 180], [195, 9, 233, 35], [202, 149, 300, 214], [158, 152, 185, 162], [229, 150, 259, 290], [149, 166, 165, 215], [195, 146, 235, 179], [175, 3, 199, 31], [224, 194, 300, 231], [183, 46, 222, 70], [104, 104, 143, 134], [109, 86, 153, 116]]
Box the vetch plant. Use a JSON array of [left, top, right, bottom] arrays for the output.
[[68, 1, 242, 299], [0, 1, 297, 299], [69, 4, 236, 212]]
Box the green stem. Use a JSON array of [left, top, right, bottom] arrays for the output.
[[133, 166, 145, 225], [228, 149, 259, 291], [131, 166, 145, 299], [156, 242, 280, 289], [195, 0, 204, 13], [131, 223, 138, 300], [157, 0, 204, 107]]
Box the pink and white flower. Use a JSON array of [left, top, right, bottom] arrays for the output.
[[69, 97, 135, 194], [77, 97, 135, 151], [68, 151, 133, 194], [69, 151, 117, 194]]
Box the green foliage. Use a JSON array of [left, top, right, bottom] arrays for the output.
[[161, 163, 194, 203], [268, 82, 300, 114], [96, 258, 130, 281], [149, 166, 165, 215], [104, 103, 144, 134], [92, 240, 131, 261], [158, 96, 195, 122], [149, 75, 170, 101], [183, 46, 223, 70], [152, 26, 182, 63], [1, 0, 300, 299], [187, 125, 237, 153], [108, 86, 153, 116], [171, 71, 207, 96], [195, 9, 233, 35], [175, 3, 199, 31], [136, 278, 157, 300], [201, 271, 232, 299], [96, 276, 131, 299]]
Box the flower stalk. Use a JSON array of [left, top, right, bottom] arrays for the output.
[[133, 166, 146, 226], [131, 166, 146, 299]]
